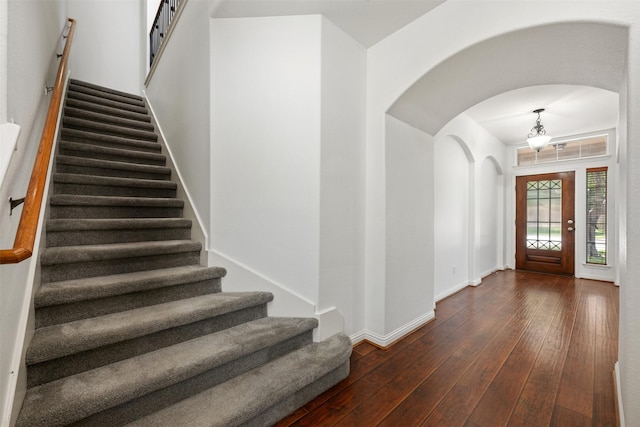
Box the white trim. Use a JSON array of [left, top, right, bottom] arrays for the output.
[[582, 263, 612, 269], [1, 75, 68, 427], [614, 361, 625, 426], [349, 330, 366, 345], [435, 281, 469, 302], [142, 92, 209, 250], [314, 307, 345, 342], [208, 248, 315, 307], [144, 0, 189, 87], [352, 311, 435, 348]]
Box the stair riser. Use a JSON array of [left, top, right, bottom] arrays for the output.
[[64, 108, 155, 132], [49, 205, 183, 220], [67, 91, 148, 115], [63, 121, 158, 142], [61, 131, 161, 154], [65, 99, 151, 123], [68, 85, 146, 108], [46, 226, 190, 247], [244, 362, 350, 427], [58, 147, 166, 167], [41, 251, 200, 283], [27, 304, 268, 387], [72, 332, 314, 427], [70, 80, 144, 102], [53, 182, 176, 198], [35, 278, 222, 329], [56, 163, 170, 181]]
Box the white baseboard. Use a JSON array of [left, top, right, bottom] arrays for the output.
[[349, 330, 367, 345], [435, 281, 469, 302], [142, 93, 209, 256], [614, 361, 625, 426], [350, 310, 435, 348]]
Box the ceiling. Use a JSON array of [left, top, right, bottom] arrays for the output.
[[214, 2, 624, 146], [387, 22, 627, 143], [465, 85, 619, 146], [213, 0, 445, 48]]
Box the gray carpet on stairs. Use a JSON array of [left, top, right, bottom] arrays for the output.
[[15, 79, 351, 426]]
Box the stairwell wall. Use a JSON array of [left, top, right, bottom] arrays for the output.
[[319, 17, 367, 339], [209, 15, 322, 307], [208, 15, 367, 340], [144, 0, 220, 254], [0, 2, 67, 424], [65, 0, 145, 95]]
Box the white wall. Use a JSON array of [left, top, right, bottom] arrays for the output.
[[434, 135, 471, 301], [209, 15, 322, 304], [432, 114, 506, 301], [384, 115, 434, 340], [145, 0, 220, 252], [319, 17, 366, 336], [1, 1, 67, 423], [477, 157, 501, 277], [66, 0, 145, 94]]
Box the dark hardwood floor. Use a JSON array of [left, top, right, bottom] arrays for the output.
[[275, 270, 619, 426]]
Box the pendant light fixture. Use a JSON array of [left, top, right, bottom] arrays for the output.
[[526, 108, 552, 152]]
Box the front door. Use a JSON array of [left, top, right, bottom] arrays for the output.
[[515, 171, 575, 275]]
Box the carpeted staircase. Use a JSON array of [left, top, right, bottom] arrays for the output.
[[15, 79, 351, 426]]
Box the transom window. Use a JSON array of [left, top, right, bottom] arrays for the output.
[[518, 135, 607, 166]]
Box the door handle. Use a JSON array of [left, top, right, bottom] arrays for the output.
[[568, 227, 574, 232], [568, 219, 574, 224]]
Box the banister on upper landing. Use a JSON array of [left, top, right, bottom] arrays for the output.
[[0, 18, 76, 264]]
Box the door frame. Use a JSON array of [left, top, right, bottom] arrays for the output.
[[515, 171, 575, 275]]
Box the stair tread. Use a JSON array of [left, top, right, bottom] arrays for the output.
[[53, 173, 177, 189], [50, 194, 183, 208], [56, 155, 171, 174], [64, 116, 158, 141], [26, 292, 275, 365], [67, 90, 148, 114], [19, 316, 314, 427], [36, 265, 225, 307], [65, 98, 151, 123], [61, 128, 161, 152], [40, 239, 199, 266], [128, 334, 352, 427], [69, 83, 146, 108], [70, 79, 144, 101], [47, 218, 190, 232], [64, 107, 155, 131], [59, 141, 165, 162]]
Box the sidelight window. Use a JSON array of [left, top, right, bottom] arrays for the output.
[[586, 167, 607, 264]]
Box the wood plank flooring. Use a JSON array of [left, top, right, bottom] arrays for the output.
[[275, 270, 619, 426]]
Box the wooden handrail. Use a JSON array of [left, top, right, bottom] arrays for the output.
[[0, 18, 75, 264]]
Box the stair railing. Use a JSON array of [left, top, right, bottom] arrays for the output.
[[0, 18, 76, 264], [149, 0, 182, 67]]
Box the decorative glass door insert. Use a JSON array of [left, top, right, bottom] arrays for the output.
[[526, 179, 563, 251]]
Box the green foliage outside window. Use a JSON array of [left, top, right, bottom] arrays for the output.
[[586, 168, 607, 264]]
